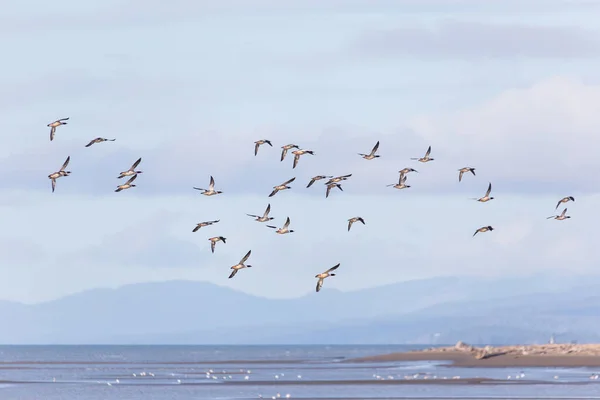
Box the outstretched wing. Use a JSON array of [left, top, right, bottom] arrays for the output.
[[60, 156, 70, 171], [283, 177, 296, 185], [131, 157, 142, 170], [425, 145, 431, 158], [240, 250, 251, 264], [371, 140, 380, 154], [484, 182, 492, 197], [254, 142, 260, 156], [228, 269, 238, 279], [293, 154, 300, 169], [326, 263, 340, 274], [283, 217, 290, 229], [125, 174, 138, 185], [316, 278, 324, 293]]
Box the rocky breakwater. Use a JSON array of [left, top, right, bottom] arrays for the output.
[[418, 341, 600, 360]]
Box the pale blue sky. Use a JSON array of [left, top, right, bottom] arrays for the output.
[[2, 0, 600, 303]]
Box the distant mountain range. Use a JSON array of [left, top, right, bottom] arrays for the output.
[[3, 274, 600, 344]]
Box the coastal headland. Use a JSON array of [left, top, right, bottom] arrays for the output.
[[348, 342, 600, 368]]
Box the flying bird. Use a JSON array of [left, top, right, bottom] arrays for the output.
[[387, 173, 410, 190], [471, 182, 494, 202], [193, 176, 223, 196], [555, 196, 575, 210], [115, 174, 137, 192], [280, 144, 300, 161], [192, 220, 220, 232], [325, 183, 343, 198], [291, 149, 314, 169], [85, 137, 116, 147], [398, 168, 418, 178], [315, 263, 340, 293], [229, 250, 252, 279], [47, 117, 69, 141], [348, 217, 365, 232], [358, 141, 380, 160], [266, 217, 294, 234], [473, 226, 494, 237], [247, 204, 274, 223], [208, 236, 226, 253], [269, 177, 296, 197], [48, 156, 71, 193], [411, 146, 434, 163], [254, 139, 272, 156], [547, 208, 571, 221], [325, 174, 352, 185], [118, 158, 143, 178], [307, 175, 333, 188], [458, 167, 476, 182]]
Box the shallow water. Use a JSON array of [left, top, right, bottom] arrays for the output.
[[0, 345, 598, 399]]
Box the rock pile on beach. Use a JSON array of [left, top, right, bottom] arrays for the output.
[[418, 341, 600, 359]]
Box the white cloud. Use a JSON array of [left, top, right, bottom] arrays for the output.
[[408, 76, 600, 192]]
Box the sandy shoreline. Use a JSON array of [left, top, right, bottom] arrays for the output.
[[348, 343, 600, 368]]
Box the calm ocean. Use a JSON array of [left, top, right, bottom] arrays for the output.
[[0, 345, 597, 400]]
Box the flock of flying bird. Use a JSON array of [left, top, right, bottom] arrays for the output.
[[45, 119, 576, 292]]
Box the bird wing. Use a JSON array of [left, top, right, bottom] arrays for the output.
[[326, 185, 332, 198], [348, 220, 353, 231], [60, 156, 70, 171], [459, 171, 464, 182], [228, 269, 238, 279], [85, 139, 95, 147], [316, 278, 324, 292], [211, 241, 216, 253], [209, 176, 215, 190], [240, 250, 251, 264], [125, 174, 137, 185], [254, 142, 260, 156], [283, 177, 296, 185], [555, 199, 562, 209], [326, 263, 340, 273], [268, 189, 278, 197], [293, 154, 300, 169], [358, 217, 365, 224], [264, 203, 271, 216], [307, 178, 316, 188], [283, 217, 290, 229], [131, 157, 142, 170], [425, 145, 431, 158], [485, 182, 492, 197], [51, 179, 56, 193], [49, 126, 55, 141], [280, 148, 288, 161], [371, 140, 380, 155], [560, 208, 567, 217]]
